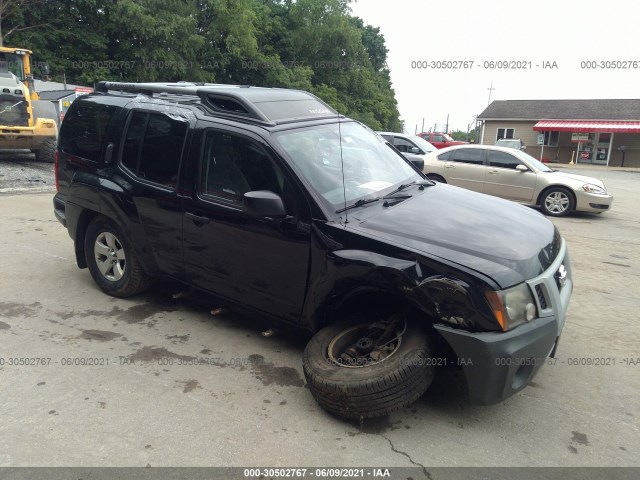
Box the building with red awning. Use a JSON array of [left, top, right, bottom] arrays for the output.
[[478, 99, 640, 167]]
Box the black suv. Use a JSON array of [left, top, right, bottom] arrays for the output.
[[54, 82, 573, 419]]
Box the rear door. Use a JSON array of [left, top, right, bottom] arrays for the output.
[[442, 148, 486, 192], [181, 125, 311, 322], [483, 149, 536, 201], [116, 109, 191, 277]]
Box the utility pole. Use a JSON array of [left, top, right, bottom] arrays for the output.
[[445, 114, 449, 134], [487, 82, 495, 105]]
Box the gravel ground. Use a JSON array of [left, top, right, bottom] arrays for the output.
[[0, 151, 56, 194]]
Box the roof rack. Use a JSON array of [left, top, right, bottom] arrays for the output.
[[95, 81, 340, 126]]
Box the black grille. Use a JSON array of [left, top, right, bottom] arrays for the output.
[[0, 94, 29, 126], [535, 284, 548, 309]]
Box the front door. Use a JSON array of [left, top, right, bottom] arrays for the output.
[[182, 127, 311, 322], [483, 149, 536, 202]]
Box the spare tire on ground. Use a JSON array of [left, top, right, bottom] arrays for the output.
[[303, 315, 435, 419]]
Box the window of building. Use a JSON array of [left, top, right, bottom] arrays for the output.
[[544, 131, 559, 146], [120, 111, 188, 188], [496, 128, 515, 141]]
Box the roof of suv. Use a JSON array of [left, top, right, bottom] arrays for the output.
[[94, 81, 341, 126]]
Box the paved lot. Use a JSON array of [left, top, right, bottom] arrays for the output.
[[0, 161, 638, 469]]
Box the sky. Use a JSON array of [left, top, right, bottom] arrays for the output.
[[350, 0, 640, 133]]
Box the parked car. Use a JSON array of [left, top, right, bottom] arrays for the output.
[[422, 144, 613, 216], [417, 131, 467, 149], [495, 138, 526, 150], [377, 132, 437, 171], [54, 82, 573, 419]]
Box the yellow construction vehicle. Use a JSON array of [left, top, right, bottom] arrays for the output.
[[0, 46, 58, 162]]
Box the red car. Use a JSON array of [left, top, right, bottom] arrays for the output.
[[418, 132, 468, 149]]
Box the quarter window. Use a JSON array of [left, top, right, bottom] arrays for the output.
[[496, 128, 514, 141], [59, 101, 118, 161], [450, 148, 484, 165], [120, 111, 187, 188]]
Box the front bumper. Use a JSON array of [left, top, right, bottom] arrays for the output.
[[575, 191, 613, 213], [434, 239, 572, 404]]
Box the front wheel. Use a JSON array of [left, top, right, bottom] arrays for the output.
[[84, 216, 150, 297], [540, 187, 575, 217], [303, 315, 435, 419]]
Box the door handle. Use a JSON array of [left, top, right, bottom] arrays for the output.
[[488, 170, 499, 175], [445, 164, 455, 169], [185, 211, 210, 224]]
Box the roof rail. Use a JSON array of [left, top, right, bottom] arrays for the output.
[[96, 81, 270, 123], [95, 81, 340, 126]]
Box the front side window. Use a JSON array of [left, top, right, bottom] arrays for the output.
[[450, 148, 484, 165], [496, 128, 515, 141], [274, 122, 421, 209], [393, 137, 418, 153], [120, 111, 187, 188], [487, 150, 522, 169], [201, 131, 286, 202]]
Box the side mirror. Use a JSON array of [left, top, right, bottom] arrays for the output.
[[408, 146, 420, 154], [520, 145, 527, 151], [516, 164, 528, 172], [243, 190, 286, 218]]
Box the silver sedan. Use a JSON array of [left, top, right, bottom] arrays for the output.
[[422, 144, 613, 216]]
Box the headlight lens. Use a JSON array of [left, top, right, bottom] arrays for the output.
[[485, 283, 537, 331], [582, 183, 606, 194]]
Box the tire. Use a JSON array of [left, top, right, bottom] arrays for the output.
[[33, 138, 56, 163], [84, 216, 150, 298], [303, 316, 435, 419], [426, 173, 446, 183], [540, 187, 575, 217]]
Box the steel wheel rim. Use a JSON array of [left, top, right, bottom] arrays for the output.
[[545, 191, 570, 214], [327, 323, 403, 369], [94, 231, 126, 282]]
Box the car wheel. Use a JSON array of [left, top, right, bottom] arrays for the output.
[[84, 216, 150, 297], [540, 187, 575, 217], [426, 174, 446, 183], [303, 314, 435, 419]]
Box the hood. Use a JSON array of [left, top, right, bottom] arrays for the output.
[[349, 183, 561, 288], [544, 171, 606, 189]]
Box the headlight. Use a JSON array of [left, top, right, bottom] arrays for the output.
[[485, 283, 537, 331], [582, 184, 606, 194]]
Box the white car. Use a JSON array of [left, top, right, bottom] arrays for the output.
[[423, 144, 613, 216]]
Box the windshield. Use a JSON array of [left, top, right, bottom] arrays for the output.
[[409, 135, 436, 153], [514, 150, 553, 172], [274, 122, 422, 210], [0, 53, 24, 81]]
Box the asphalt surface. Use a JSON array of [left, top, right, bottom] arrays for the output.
[[0, 157, 638, 470]]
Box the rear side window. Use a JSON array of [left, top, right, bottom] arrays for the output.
[[120, 111, 188, 188], [450, 148, 484, 165], [59, 100, 118, 161]]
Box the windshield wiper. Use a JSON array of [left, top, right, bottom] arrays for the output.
[[386, 180, 434, 196], [336, 197, 380, 214]]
